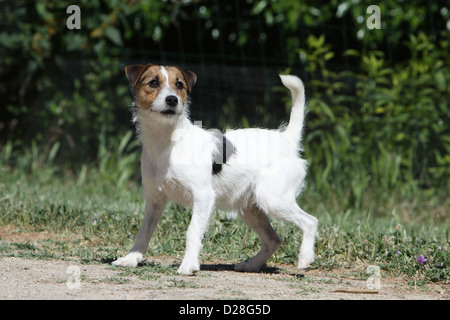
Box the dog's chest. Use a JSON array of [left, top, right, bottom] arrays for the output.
[[161, 178, 193, 207], [141, 156, 193, 207]]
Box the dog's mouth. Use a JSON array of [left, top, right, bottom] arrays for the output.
[[160, 109, 177, 117]]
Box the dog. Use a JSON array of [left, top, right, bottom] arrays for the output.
[[112, 63, 318, 275]]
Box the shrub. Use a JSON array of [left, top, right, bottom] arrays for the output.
[[297, 32, 449, 200]]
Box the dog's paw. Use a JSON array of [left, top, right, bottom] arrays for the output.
[[297, 255, 314, 269], [234, 261, 262, 273], [177, 261, 200, 276], [112, 252, 143, 268]]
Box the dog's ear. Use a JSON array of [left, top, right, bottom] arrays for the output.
[[180, 69, 197, 93], [125, 64, 151, 87]]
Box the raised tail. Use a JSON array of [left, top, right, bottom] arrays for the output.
[[279, 74, 306, 144]]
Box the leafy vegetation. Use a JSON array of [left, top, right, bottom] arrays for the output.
[[296, 31, 449, 202]]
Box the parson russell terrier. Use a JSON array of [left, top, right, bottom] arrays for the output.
[[112, 63, 318, 275]]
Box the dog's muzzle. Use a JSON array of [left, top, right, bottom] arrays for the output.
[[160, 95, 178, 116]]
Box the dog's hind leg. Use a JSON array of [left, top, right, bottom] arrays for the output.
[[296, 207, 318, 268], [235, 205, 282, 273], [271, 203, 318, 269]]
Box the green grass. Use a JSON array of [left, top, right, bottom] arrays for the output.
[[0, 143, 448, 287]]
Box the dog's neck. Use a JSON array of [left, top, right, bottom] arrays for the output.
[[134, 107, 192, 157]]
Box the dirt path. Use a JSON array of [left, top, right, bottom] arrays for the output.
[[0, 256, 447, 300]]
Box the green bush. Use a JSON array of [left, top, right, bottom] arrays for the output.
[[0, 0, 160, 164], [297, 32, 449, 201]]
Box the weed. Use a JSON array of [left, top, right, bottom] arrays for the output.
[[167, 278, 198, 289]]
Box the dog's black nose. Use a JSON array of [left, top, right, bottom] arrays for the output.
[[166, 95, 178, 107]]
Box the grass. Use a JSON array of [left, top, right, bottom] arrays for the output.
[[0, 141, 448, 287]]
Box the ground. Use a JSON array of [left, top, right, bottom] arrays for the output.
[[0, 256, 447, 300], [0, 225, 448, 300]]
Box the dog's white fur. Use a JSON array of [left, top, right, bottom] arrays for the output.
[[112, 65, 318, 275]]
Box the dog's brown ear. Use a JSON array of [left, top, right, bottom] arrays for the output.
[[125, 64, 151, 87], [180, 69, 197, 93]]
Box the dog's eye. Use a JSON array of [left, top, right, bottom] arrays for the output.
[[176, 81, 184, 90], [148, 79, 159, 88]]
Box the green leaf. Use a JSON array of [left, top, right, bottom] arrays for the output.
[[434, 72, 446, 91], [324, 52, 334, 60], [104, 27, 123, 46], [343, 49, 360, 57], [251, 0, 268, 15]]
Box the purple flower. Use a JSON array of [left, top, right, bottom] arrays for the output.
[[93, 220, 97, 226], [415, 255, 428, 265], [397, 251, 401, 254]]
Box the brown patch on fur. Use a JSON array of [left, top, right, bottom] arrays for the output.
[[125, 64, 152, 86], [134, 66, 164, 110], [171, 66, 197, 93], [165, 66, 190, 106]]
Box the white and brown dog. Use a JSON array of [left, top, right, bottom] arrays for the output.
[[112, 63, 318, 275]]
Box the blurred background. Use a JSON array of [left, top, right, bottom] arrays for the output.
[[0, 0, 449, 213]]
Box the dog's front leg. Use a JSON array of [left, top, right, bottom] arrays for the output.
[[112, 197, 167, 268], [177, 192, 215, 275]]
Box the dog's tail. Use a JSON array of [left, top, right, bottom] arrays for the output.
[[280, 74, 306, 144]]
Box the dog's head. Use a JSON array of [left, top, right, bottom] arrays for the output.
[[125, 63, 197, 120]]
